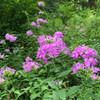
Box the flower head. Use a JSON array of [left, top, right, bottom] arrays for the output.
[[26, 30, 33, 36], [31, 21, 36, 26], [38, 1, 45, 6]]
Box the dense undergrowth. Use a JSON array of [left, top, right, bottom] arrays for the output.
[[0, 0, 100, 100]]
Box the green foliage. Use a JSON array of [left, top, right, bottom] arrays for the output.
[[0, 0, 100, 99]]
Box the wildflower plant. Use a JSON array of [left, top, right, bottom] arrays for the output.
[[0, 0, 100, 100], [36, 32, 70, 63]]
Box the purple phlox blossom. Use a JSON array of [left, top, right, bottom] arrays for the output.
[[36, 18, 47, 25], [33, 35, 37, 37], [91, 74, 97, 80], [38, 1, 45, 6], [71, 45, 97, 59], [90, 66, 100, 80], [0, 40, 5, 44], [5, 33, 17, 42], [5, 49, 10, 52], [80, 29, 84, 31], [5, 55, 8, 57], [25, 56, 33, 63], [92, 66, 100, 73], [39, 11, 44, 14], [71, 63, 85, 73], [26, 30, 33, 36], [22, 57, 42, 72], [65, 27, 69, 29], [54, 80, 61, 84], [82, 33, 85, 35], [36, 33, 70, 63], [0, 78, 4, 83], [37, 24, 42, 28], [31, 21, 36, 26], [0, 67, 16, 83], [84, 57, 98, 68], [13, 50, 17, 53], [54, 31, 63, 38], [0, 53, 4, 59], [76, 26, 80, 29], [18, 84, 20, 86], [5, 33, 10, 40]]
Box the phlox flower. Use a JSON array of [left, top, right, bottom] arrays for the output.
[[76, 26, 80, 29], [71, 45, 97, 59], [5, 33, 17, 42], [38, 1, 45, 7], [82, 33, 85, 35], [0, 67, 16, 83], [5, 33, 10, 40], [54, 31, 63, 38], [22, 57, 42, 72], [0, 53, 4, 59], [55, 80, 61, 84], [0, 40, 5, 44], [91, 74, 97, 80], [5, 49, 10, 52], [36, 18, 47, 25], [13, 50, 17, 53], [33, 35, 37, 37], [26, 30, 33, 36], [0, 78, 4, 83], [36, 33, 70, 63], [37, 24, 42, 28], [39, 11, 44, 14], [31, 21, 36, 26], [71, 63, 85, 73], [80, 29, 84, 31], [65, 27, 69, 29]]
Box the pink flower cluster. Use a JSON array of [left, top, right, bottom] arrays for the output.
[[0, 53, 4, 59], [39, 11, 44, 15], [84, 57, 97, 68], [31, 21, 36, 26], [36, 32, 70, 63], [71, 45, 99, 80], [71, 45, 98, 67], [5, 49, 10, 52], [26, 30, 33, 36], [37, 18, 47, 25], [71, 63, 100, 80], [5, 33, 17, 42], [38, 1, 45, 7], [54, 80, 61, 85], [22, 57, 42, 72], [0, 40, 5, 44], [30, 18, 47, 28], [0, 67, 16, 83], [71, 63, 85, 73], [71, 45, 97, 59]]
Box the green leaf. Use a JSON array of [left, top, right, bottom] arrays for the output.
[[21, 87, 30, 92], [66, 86, 81, 97], [86, 93, 100, 100], [53, 89, 66, 100], [41, 85, 48, 91], [58, 69, 72, 78], [30, 92, 41, 100], [48, 81, 58, 89], [43, 92, 53, 100], [41, 78, 54, 84], [14, 90, 21, 95]]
